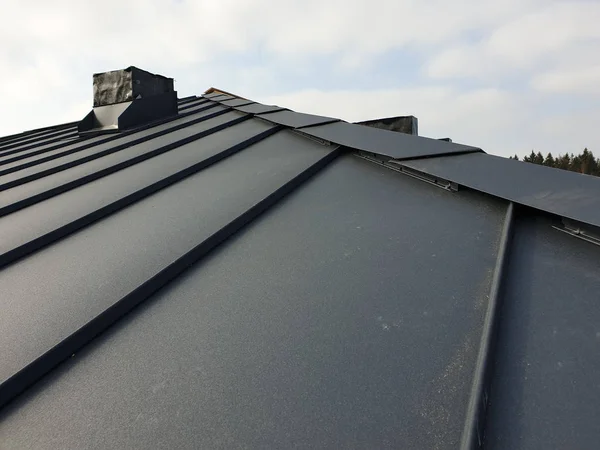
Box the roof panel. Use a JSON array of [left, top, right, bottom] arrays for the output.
[[485, 213, 600, 449], [206, 94, 235, 101], [234, 103, 286, 115], [177, 98, 211, 112], [0, 103, 224, 168], [0, 122, 76, 145], [0, 119, 275, 263], [203, 92, 228, 99], [0, 128, 78, 153], [0, 155, 507, 448], [400, 152, 600, 228], [257, 109, 339, 128], [218, 98, 255, 107], [0, 107, 233, 193], [0, 130, 336, 407], [301, 121, 480, 159]]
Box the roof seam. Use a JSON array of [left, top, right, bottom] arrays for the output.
[[460, 202, 515, 450], [0, 103, 224, 174], [0, 125, 284, 270], [0, 101, 218, 165], [0, 144, 343, 411], [0, 111, 247, 217]]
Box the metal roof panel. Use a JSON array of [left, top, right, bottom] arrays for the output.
[[301, 121, 481, 159], [0, 155, 506, 448], [0, 130, 336, 401], [400, 152, 600, 228], [256, 109, 339, 128]]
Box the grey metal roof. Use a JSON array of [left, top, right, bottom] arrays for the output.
[[0, 92, 599, 450]]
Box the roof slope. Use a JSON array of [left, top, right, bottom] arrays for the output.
[[0, 93, 599, 450]]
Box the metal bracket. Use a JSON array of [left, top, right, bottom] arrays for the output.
[[553, 218, 600, 247], [355, 151, 459, 192], [290, 129, 332, 146]]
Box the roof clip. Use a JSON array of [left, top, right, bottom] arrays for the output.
[[355, 151, 458, 192], [291, 129, 332, 146], [553, 218, 600, 247]]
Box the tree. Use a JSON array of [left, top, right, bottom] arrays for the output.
[[581, 148, 597, 175], [512, 154, 519, 161], [534, 151, 544, 165], [523, 150, 536, 163], [556, 153, 571, 170], [514, 148, 599, 177], [569, 153, 582, 173], [543, 153, 555, 167]]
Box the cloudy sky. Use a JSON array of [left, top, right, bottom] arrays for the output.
[[1, 0, 598, 157]]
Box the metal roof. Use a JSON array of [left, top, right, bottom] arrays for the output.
[[0, 93, 599, 449]]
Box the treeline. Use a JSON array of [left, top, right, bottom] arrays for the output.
[[510, 148, 600, 177]]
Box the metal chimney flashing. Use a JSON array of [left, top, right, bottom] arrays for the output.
[[78, 67, 178, 136]]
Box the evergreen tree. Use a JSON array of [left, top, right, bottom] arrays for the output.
[[556, 153, 571, 170], [570, 153, 582, 173], [543, 153, 555, 167], [581, 148, 597, 175], [511, 148, 598, 177], [534, 151, 544, 165], [523, 150, 536, 163]]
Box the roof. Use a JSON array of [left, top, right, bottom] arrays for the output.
[[0, 92, 599, 449]]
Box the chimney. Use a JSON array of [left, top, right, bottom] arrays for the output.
[[355, 116, 418, 136], [78, 66, 177, 136]]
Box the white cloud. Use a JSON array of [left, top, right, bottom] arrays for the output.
[[532, 65, 600, 94], [425, 1, 600, 79], [0, 0, 598, 159]]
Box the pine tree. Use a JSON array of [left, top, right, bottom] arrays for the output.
[[570, 153, 582, 173], [523, 150, 536, 163], [512, 154, 519, 161], [581, 148, 597, 175], [534, 151, 544, 165], [557, 153, 571, 170], [543, 153, 555, 167]]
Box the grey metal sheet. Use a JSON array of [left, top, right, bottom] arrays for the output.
[[203, 92, 227, 99], [258, 109, 339, 129], [302, 121, 481, 159], [0, 104, 225, 168], [178, 98, 211, 111], [0, 111, 243, 214], [205, 94, 235, 102], [219, 98, 255, 107], [0, 128, 77, 153], [484, 213, 600, 449], [235, 103, 286, 114], [0, 119, 274, 260], [0, 122, 77, 145], [400, 152, 600, 229], [0, 134, 99, 166], [0, 129, 80, 157], [0, 127, 66, 146], [0, 130, 334, 403], [0, 107, 233, 188], [0, 155, 506, 449]]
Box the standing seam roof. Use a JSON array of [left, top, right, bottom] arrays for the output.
[[0, 91, 599, 450]]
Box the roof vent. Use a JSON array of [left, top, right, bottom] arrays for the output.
[[78, 66, 177, 136], [355, 116, 418, 136]]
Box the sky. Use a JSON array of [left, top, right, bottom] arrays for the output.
[[1, 0, 599, 158]]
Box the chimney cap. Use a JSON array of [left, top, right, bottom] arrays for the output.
[[93, 66, 175, 108], [79, 66, 177, 136]]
